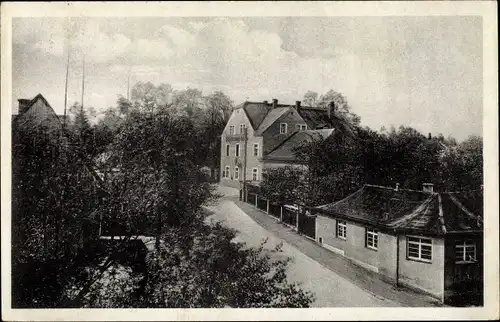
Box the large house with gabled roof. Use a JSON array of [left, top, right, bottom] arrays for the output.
[[220, 98, 339, 188]]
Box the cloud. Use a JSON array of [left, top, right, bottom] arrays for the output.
[[13, 17, 482, 141]]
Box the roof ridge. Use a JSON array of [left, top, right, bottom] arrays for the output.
[[447, 193, 481, 222], [387, 194, 436, 229], [316, 185, 366, 209], [437, 193, 447, 234], [364, 184, 433, 194]]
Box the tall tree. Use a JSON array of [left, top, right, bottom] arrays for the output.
[[302, 91, 318, 107], [202, 91, 234, 179]]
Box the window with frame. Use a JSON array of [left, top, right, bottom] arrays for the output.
[[252, 168, 258, 181], [239, 124, 245, 134], [235, 143, 240, 157], [253, 143, 259, 156], [224, 166, 230, 178], [455, 240, 476, 263], [296, 124, 308, 131], [229, 126, 235, 135], [407, 236, 432, 262], [280, 123, 287, 134], [226, 144, 230, 156], [336, 221, 347, 239], [366, 228, 378, 250], [234, 166, 239, 180]]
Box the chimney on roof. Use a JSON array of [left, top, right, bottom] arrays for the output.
[[263, 100, 269, 106], [422, 183, 434, 193], [18, 99, 31, 114], [395, 183, 400, 191], [327, 101, 336, 119], [295, 100, 301, 112], [272, 98, 278, 109]]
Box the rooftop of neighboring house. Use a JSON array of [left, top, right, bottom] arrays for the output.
[[316, 184, 483, 236], [12, 93, 107, 193], [12, 93, 68, 126], [235, 99, 337, 133]]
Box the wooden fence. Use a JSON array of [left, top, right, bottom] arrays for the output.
[[241, 188, 316, 240]]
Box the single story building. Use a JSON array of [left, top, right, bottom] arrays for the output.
[[313, 183, 483, 305]]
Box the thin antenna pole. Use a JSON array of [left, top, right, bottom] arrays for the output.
[[81, 55, 85, 113], [63, 48, 70, 129], [127, 67, 131, 101], [63, 21, 71, 129]]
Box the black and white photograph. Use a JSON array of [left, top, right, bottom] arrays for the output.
[[1, 1, 498, 321]]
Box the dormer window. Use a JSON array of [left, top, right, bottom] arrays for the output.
[[296, 124, 307, 131], [280, 123, 287, 134]]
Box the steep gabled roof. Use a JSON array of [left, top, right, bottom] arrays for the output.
[[263, 129, 335, 162], [235, 101, 273, 130], [13, 93, 65, 128], [316, 184, 483, 235], [235, 101, 339, 132], [254, 107, 290, 135]]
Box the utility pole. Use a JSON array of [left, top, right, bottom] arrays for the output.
[[127, 67, 131, 101], [81, 55, 85, 114], [243, 127, 248, 202], [63, 47, 70, 129]]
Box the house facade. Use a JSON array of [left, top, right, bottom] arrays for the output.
[[313, 183, 483, 305], [220, 99, 337, 189]]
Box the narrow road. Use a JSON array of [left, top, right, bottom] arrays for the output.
[[205, 188, 400, 307]]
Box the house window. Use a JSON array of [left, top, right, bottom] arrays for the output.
[[224, 166, 230, 178], [366, 228, 378, 250], [280, 123, 287, 134], [336, 221, 347, 240], [234, 166, 239, 180], [455, 240, 476, 263], [252, 168, 258, 181], [407, 236, 432, 262], [296, 124, 307, 131], [253, 143, 259, 156], [235, 143, 240, 157], [229, 126, 235, 135], [239, 124, 245, 134], [226, 144, 230, 156]]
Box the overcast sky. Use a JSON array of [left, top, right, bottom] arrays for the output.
[[12, 16, 482, 141]]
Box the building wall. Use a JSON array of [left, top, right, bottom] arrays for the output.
[[220, 108, 263, 188], [443, 233, 483, 304], [398, 234, 445, 300], [315, 215, 398, 280], [316, 214, 446, 300]]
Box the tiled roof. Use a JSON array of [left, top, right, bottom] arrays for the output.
[[236, 101, 272, 130], [297, 107, 334, 129], [263, 129, 335, 162], [254, 107, 290, 135], [316, 184, 483, 235], [236, 101, 338, 132]]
